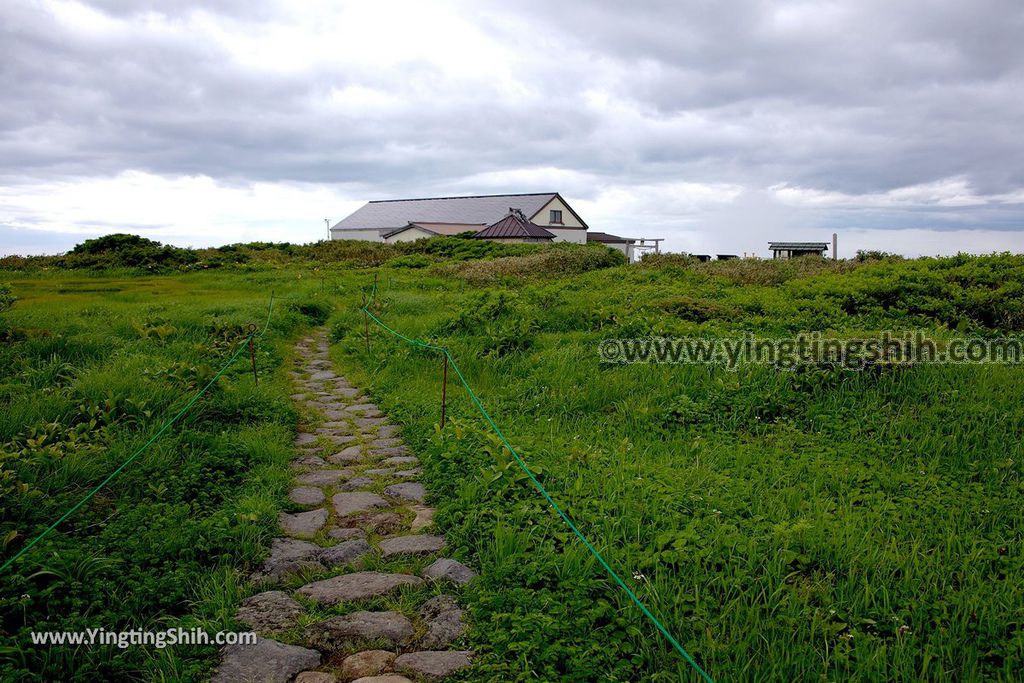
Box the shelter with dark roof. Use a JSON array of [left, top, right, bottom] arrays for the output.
[[330, 192, 588, 244], [586, 231, 644, 261], [768, 241, 829, 259], [473, 209, 555, 243]]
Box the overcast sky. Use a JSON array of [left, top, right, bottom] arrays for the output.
[[2, 0, 1023, 257]]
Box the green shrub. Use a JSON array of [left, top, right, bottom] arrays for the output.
[[288, 299, 333, 325], [387, 253, 433, 269], [658, 295, 738, 323], [444, 244, 625, 283], [0, 284, 14, 315], [61, 233, 199, 271]]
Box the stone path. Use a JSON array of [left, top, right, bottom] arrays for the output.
[[213, 331, 476, 683]]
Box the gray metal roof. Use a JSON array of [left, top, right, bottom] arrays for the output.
[[331, 193, 558, 232], [588, 231, 634, 243], [768, 242, 829, 250], [381, 222, 485, 239]]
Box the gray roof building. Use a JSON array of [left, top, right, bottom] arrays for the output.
[[330, 192, 588, 240]]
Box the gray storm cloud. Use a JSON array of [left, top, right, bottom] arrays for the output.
[[1, 0, 1022, 256]]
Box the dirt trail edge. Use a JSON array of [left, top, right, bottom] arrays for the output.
[[212, 330, 476, 683]]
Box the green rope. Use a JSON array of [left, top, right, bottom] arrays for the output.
[[362, 281, 713, 682], [259, 290, 275, 339], [1, 297, 275, 575]]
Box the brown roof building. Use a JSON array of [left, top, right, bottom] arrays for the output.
[[330, 192, 588, 244], [473, 210, 555, 242]]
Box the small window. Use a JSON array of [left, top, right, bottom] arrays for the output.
[[549, 209, 563, 224]]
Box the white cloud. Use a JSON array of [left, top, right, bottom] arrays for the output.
[[0, 171, 358, 249], [2, 0, 1024, 256], [770, 176, 1024, 209]]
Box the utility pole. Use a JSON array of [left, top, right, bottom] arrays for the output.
[[324, 218, 331, 241]]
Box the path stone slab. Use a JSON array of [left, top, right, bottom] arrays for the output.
[[332, 444, 363, 461], [328, 527, 367, 541], [421, 558, 476, 585], [306, 611, 414, 649], [320, 539, 372, 567], [295, 671, 336, 683], [393, 469, 422, 479], [379, 534, 446, 558], [343, 511, 405, 535], [409, 506, 435, 532], [370, 438, 404, 449], [377, 425, 400, 438], [292, 454, 327, 470], [296, 470, 352, 487], [310, 370, 336, 380], [289, 486, 326, 506], [380, 456, 418, 467], [364, 468, 393, 476], [419, 595, 466, 648], [280, 508, 328, 538], [235, 591, 305, 634], [316, 426, 353, 437], [355, 417, 388, 430], [369, 447, 409, 458], [333, 492, 389, 517], [260, 538, 323, 579], [295, 433, 318, 446], [339, 475, 374, 491], [212, 637, 320, 683], [296, 572, 424, 605], [394, 651, 472, 681], [352, 676, 413, 683], [341, 650, 396, 679], [383, 482, 425, 503]]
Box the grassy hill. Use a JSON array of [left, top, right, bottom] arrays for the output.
[[1, 239, 1021, 681]]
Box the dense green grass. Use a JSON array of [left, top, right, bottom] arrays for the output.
[[2, 249, 1022, 681], [0, 271, 333, 681], [325, 255, 1024, 681]]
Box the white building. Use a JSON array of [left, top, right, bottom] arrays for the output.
[[330, 192, 589, 244]]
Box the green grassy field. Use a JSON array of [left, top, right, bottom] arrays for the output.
[[1, 243, 1022, 681]]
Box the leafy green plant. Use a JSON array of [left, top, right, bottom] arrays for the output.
[[0, 284, 14, 315]]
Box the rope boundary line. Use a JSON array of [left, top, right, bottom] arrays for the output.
[[0, 293, 276, 574], [361, 281, 713, 683]]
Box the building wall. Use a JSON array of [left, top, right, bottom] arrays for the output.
[[385, 227, 436, 243], [546, 227, 587, 244], [595, 241, 636, 262], [531, 197, 586, 228], [332, 229, 385, 242]]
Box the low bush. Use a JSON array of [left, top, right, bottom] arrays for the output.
[[443, 244, 626, 283], [0, 284, 14, 314]]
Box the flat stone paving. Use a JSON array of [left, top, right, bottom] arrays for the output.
[[213, 330, 474, 682]]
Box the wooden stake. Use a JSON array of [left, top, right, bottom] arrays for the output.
[[247, 324, 258, 385], [440, 354, 449, 428], [362, 294, 370, 356]]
